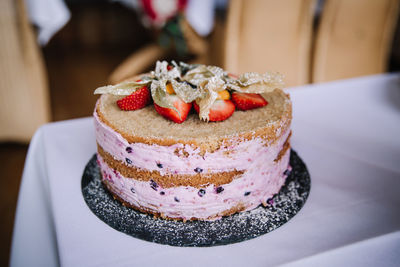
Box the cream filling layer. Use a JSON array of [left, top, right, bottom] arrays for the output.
[[94, 110, 290, 175], [97, 149, 290, 220]]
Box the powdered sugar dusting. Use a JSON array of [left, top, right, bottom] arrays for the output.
[[82, 150, 310, 246]]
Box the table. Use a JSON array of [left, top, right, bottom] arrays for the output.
[[10, 74, 400, 267]]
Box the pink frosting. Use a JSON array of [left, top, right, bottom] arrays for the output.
[[98, 149, 290, 220], [94, 111, 290, 175], [94, 109, 291, 220]]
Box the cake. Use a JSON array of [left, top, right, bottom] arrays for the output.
[[94, 61, 292, 221]]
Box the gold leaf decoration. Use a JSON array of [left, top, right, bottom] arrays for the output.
[[94, 80, 150, 95], [93, 60, 285, 121], [227, 72, 285, 93]]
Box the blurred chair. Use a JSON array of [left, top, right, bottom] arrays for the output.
[[0, 0, 50, 142], [221, 0, 315, 87], [108, 44, 167, 84], [312, 0, 399, 82], [109, 0, 399, 87], [109, 0, 315, 86], [108, 17, 209, 84]]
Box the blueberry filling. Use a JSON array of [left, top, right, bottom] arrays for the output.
[[125, 147, 133, 153], [244, 191, 251, 196], [150, 180, 158, 191], [283, 169, 291, 176], [130, 188, 135, 194], [157, 163, 163, 168], [216, 186, 224, 194], [198, 189, 206, 197], [174, 197, 180, 202], [125, 158, 132, 164], [194, 167, 203, 173], [160, 191, 165, 195]]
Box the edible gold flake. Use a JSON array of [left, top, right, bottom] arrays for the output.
[[93, 60, 285, 121], [94, 80, 150, 95], [227, 72, 284, 93]]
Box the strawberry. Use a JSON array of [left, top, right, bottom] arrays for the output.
[[228, 73, 239, 79], [193, 100, 235, 122], [117, 86, 151, 111], [231, 92, 268, 110], [154, 95, 192, 123]]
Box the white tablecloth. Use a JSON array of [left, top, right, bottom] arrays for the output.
[[10, 74, 400, 267]]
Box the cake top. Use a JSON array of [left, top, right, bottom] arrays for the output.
[[94, 61, 285, 123], [96, 90, 291, 147], [94, 61, 291, 151]]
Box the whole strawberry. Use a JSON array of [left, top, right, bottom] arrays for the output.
[[117, 86, 151, 111]]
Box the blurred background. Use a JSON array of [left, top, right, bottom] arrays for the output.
[[1, 0, 400, 265]]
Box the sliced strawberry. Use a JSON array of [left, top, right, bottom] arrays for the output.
[[193, 100, 235, 122], [154, 95, 192, 123], [231, 92, 268, 110], [228, 73, 239, 79], [117, 86, 151, 111]]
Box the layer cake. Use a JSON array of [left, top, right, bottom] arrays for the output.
[[94, 61, 292, 221]]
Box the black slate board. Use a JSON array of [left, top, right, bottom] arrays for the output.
[[82, 149, 310, 247]]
